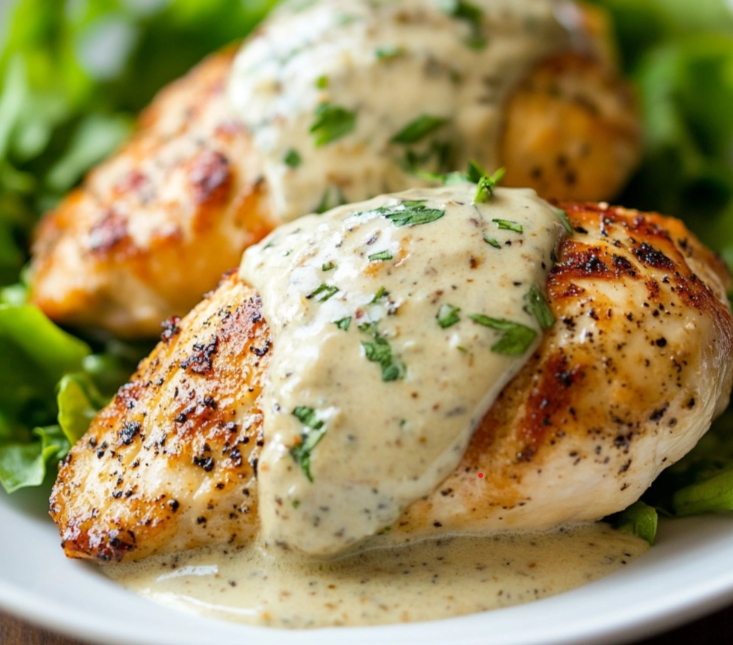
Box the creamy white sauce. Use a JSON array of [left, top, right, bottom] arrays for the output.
[[105, 524, 648, 629], [240, 184, 565, 555], [229, 0, 583, 221]]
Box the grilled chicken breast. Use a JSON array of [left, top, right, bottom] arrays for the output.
[[50, 203, 733, 562], [30, 3, 639, 338]]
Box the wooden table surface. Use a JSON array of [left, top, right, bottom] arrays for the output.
[[1, 603, 730, 645]]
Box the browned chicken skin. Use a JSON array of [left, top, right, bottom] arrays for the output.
[[30, 4, 640, 338], [31, 51, 277, 338], [50, 203, 733, 562]]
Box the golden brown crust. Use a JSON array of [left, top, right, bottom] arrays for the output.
[[501, 53, 640, 202], [30, 51, 277, 338], [50, 272, 269, 561], [395, 204, 733, 537], [50, 205, 733, 562]]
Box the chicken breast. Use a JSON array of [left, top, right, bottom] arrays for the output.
[[30, 50, 278, 338], [30, 2, 639, 338], [50, 202, 733, 562]]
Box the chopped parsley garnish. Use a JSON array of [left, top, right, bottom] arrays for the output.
[[552, 206, 574, 235], [371, 286, 388, 303], [474, 168, 506, 203], [322, 261, 336, 271], [310, 103, 357, 147], [316, 75, 329, 89], [358, 320, 405, 381], [466, 160, 487, 183], [292, 499, 301, 509], [437, 304, 461, 328], [391, 115, 449, 144], [335, 317, 351, 331], [376, 45, 403, 60], [358, 320, 379, 334], [307, 284, 339, 302], [362, 336, 406, 382], [290, 406, 327, 482], [367, 203, 445, 227], [284, 148, 302, 168], [492, 218, 523, 233], [524, 285, 555, 330], [418, 159, 486, 185], [440, 0, 486, 50], [368, 250, 393, 262], [468, 314, 537, 356], [483, 235, 501, 249]]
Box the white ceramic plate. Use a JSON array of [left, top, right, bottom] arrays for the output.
[[2, 485, 733, 645]]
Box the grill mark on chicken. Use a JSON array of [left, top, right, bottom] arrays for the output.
[[50, 204, 733, 561], [188, 150, 232, 208]]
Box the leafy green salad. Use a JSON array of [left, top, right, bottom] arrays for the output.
[[0, 0, 732, 544]]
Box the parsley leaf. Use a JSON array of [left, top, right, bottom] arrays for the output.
[[469, 315, 537, 355], [552, 206, 574, 235], [371, 286, 388, 303], [368, 250, 393, 261], [392, 115, 449, 144], [322, 261, 336, 271], [335, 317, 351, 331], [466, 160, 487, 183], [492, 218, 523, 233], [284, 148, 302, 168], [310, 103, 357, 147], [440, 0, 486, 49], [293, 406, 323, 430], [362, 336, 406, 382], [376, 45, 403, 60], [290, 406, 327, 482], [307, 284, 339, 302], [474, 167, 506, 203], [437, 304, 461, 328], [416, 159, 486, 185], [483, 235, 501, 249], [524, 285, 555, 330], [316, 75, 329, 89], [368, 203, 445, 227]]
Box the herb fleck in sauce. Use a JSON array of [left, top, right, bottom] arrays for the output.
[[105, 523, 649, 629], [240, 184, 566, 556], [228, 0, 577, 221]]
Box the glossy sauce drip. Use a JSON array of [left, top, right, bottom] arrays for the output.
[[240, 185, 565, 555], [228, 0, 581, 221], [104, 524, 648, 629]]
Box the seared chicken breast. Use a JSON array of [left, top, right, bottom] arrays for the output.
[[30, 2, 639, 338], [50, 203, 733, 562]]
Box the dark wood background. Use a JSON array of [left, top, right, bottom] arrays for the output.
[[1, 604, 729, 644]]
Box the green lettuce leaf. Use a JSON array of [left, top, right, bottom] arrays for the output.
[[0, 425, 68, 493], [0, 304, 90, 432], [673, 468, 733, 516], [57, 373, 106, 446], [643, 411, 733, 517], [607, 501, 658, 545]]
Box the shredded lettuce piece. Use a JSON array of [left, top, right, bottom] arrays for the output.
[[57, 373, 106, 446], [0, 302, 151, 492], [673, 468, 733, 516], [642, 411, 733, 517], [607, 501, 658, 545], [0, 426, 68, 494]]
